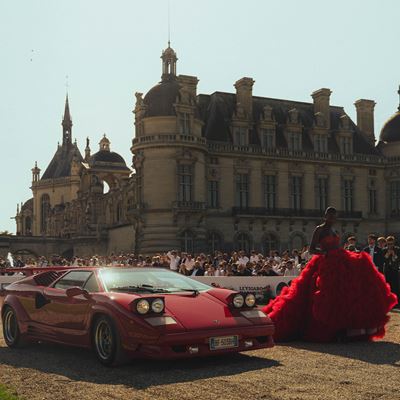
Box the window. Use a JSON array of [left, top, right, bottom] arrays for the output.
[[339, 136, 352, 154], [261, 129, 275, 149], [179, 113, 191, 135], [342, 179, 354, 212], [235, 174, 249, 208], [287, 132, 302, 151], [314, 134, 328, 153], [208, 181, 219, 208], [208, 232, 222, 254], [178, 164, 193, 202], [236, 233, 251, 253], [263, 233, 278, 254], [54, 271, 92, 290], [263, 175, 276, 209], [368, 180, 377, 214], [83, 274, 100, 293], [233, 127, 248, 146], [316, 177, 328, 211], [390, 181, 400, 214], [25, 216, 32, 235], [290, 176, 302, 210], [40, 194, 50, 234], [136, 168, 143, 204], [180, 230, 194, 253]]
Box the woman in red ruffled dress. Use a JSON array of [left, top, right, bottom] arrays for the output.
[[263, 207, 398, 342]]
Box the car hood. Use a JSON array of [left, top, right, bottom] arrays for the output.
[[164, 291, 253, 331]]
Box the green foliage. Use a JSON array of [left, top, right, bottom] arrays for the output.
[[0, 385, 22, 400]]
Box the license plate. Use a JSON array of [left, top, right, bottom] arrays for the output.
[[209, 335, 239, 350]]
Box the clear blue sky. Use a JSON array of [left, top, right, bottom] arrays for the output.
[[0, 0, 399, 233]]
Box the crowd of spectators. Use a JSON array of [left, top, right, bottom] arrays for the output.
[[0, 234, 399, 302]]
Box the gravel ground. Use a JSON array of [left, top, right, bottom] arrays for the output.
[[0, 310, 399, 400]]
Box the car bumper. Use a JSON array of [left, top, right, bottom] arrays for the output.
[[129, 324, 275, 359]]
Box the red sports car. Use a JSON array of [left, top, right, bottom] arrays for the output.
[[0, 267, 274, 366]]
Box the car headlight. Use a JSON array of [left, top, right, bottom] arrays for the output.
[[232, 293, 244, 308], [245, 294, 256, 307], [136, 299, 150, 314], [151, 298, 165, 313]]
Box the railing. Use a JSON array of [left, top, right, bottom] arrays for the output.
[[172, 201, 206, 210], [207, 141, 384, 164], [232, 207, 362, 219], [132, 134, 207, 147]]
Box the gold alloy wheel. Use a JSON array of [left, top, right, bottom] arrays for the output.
[[3, 309, 17, 344], [95, 320, 113, 360]]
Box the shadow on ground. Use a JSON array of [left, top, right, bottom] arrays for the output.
[[0, 344, 280, 389]]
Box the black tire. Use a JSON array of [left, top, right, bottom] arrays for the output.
[[92, 315, 127, 367], [2, 306, 24, 348]]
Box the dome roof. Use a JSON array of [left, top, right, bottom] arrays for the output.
[[144, 79, 181, 117], [89, 150, 127, 167], [380, 111, 400, 142]]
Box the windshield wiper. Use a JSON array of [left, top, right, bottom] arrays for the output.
[[109, 285, 168, 293], [175, 288, 200, 296]]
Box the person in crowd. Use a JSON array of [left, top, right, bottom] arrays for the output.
[[284, 260, 298, 276], [191, 261, 205, 276], [377, 237, 387, 250], [166, 250, 180, 272], [292, 249, 300, 266], [301, 244, 311, 262], [383, 236, 400, 306], [363, 234, 385, 273], [237, 251, 249, 266], [250, 250, 259, 264], [345, 236, 359, 251]]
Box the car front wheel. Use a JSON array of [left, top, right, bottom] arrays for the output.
[[92, 315, 127, 366]]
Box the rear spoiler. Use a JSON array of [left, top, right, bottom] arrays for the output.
[[0, 266, 97, 277]]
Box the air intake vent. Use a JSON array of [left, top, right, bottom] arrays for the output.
[[34, 271, 64, 287]]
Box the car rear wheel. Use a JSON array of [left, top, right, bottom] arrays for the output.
[[92, 315, 127, 367], [2, 306, 23, 347]]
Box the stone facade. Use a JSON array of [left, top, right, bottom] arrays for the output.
[[8, 46, 400, 258]]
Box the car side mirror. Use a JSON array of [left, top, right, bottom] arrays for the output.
[[66, 286, 90, 299]]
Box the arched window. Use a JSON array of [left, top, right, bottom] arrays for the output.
[[290, 234, 304, 251], [208, 232, 222, 253], [40, 194, 50, 234], [263, 233, 278, 254], [24, 216, 32, 235], [180, 230, 194, 254], [235, 232, 251, 253]]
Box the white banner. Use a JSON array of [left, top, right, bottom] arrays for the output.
[[191, 276, 293, 300]]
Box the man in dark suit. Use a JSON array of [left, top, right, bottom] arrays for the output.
[[191, 261, 205, 276], [363, 234, 384, 273], [383, 236, 400, 307]]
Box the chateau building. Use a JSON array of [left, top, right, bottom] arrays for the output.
[[9, 45, 400, 257]]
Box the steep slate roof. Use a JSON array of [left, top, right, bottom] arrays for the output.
[[41, 143, 83, 180], [197, 92, 379, 155]]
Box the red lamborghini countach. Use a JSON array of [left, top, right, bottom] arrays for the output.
[[0, 267, 274, 366]]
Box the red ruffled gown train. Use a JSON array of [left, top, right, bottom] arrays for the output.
[[263, 236, 398, 342]]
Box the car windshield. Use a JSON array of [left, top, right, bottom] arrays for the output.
[[99, 268, 211, 294]]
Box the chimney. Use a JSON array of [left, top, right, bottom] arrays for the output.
[[311, 88, 332, 128], [354, 99, 376, 143], [234, 77, 255, 119]]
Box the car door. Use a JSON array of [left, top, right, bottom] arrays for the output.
[[42, 270, 93, 331]]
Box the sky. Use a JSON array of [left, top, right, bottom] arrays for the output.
[[0, 0, 399, 233]]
